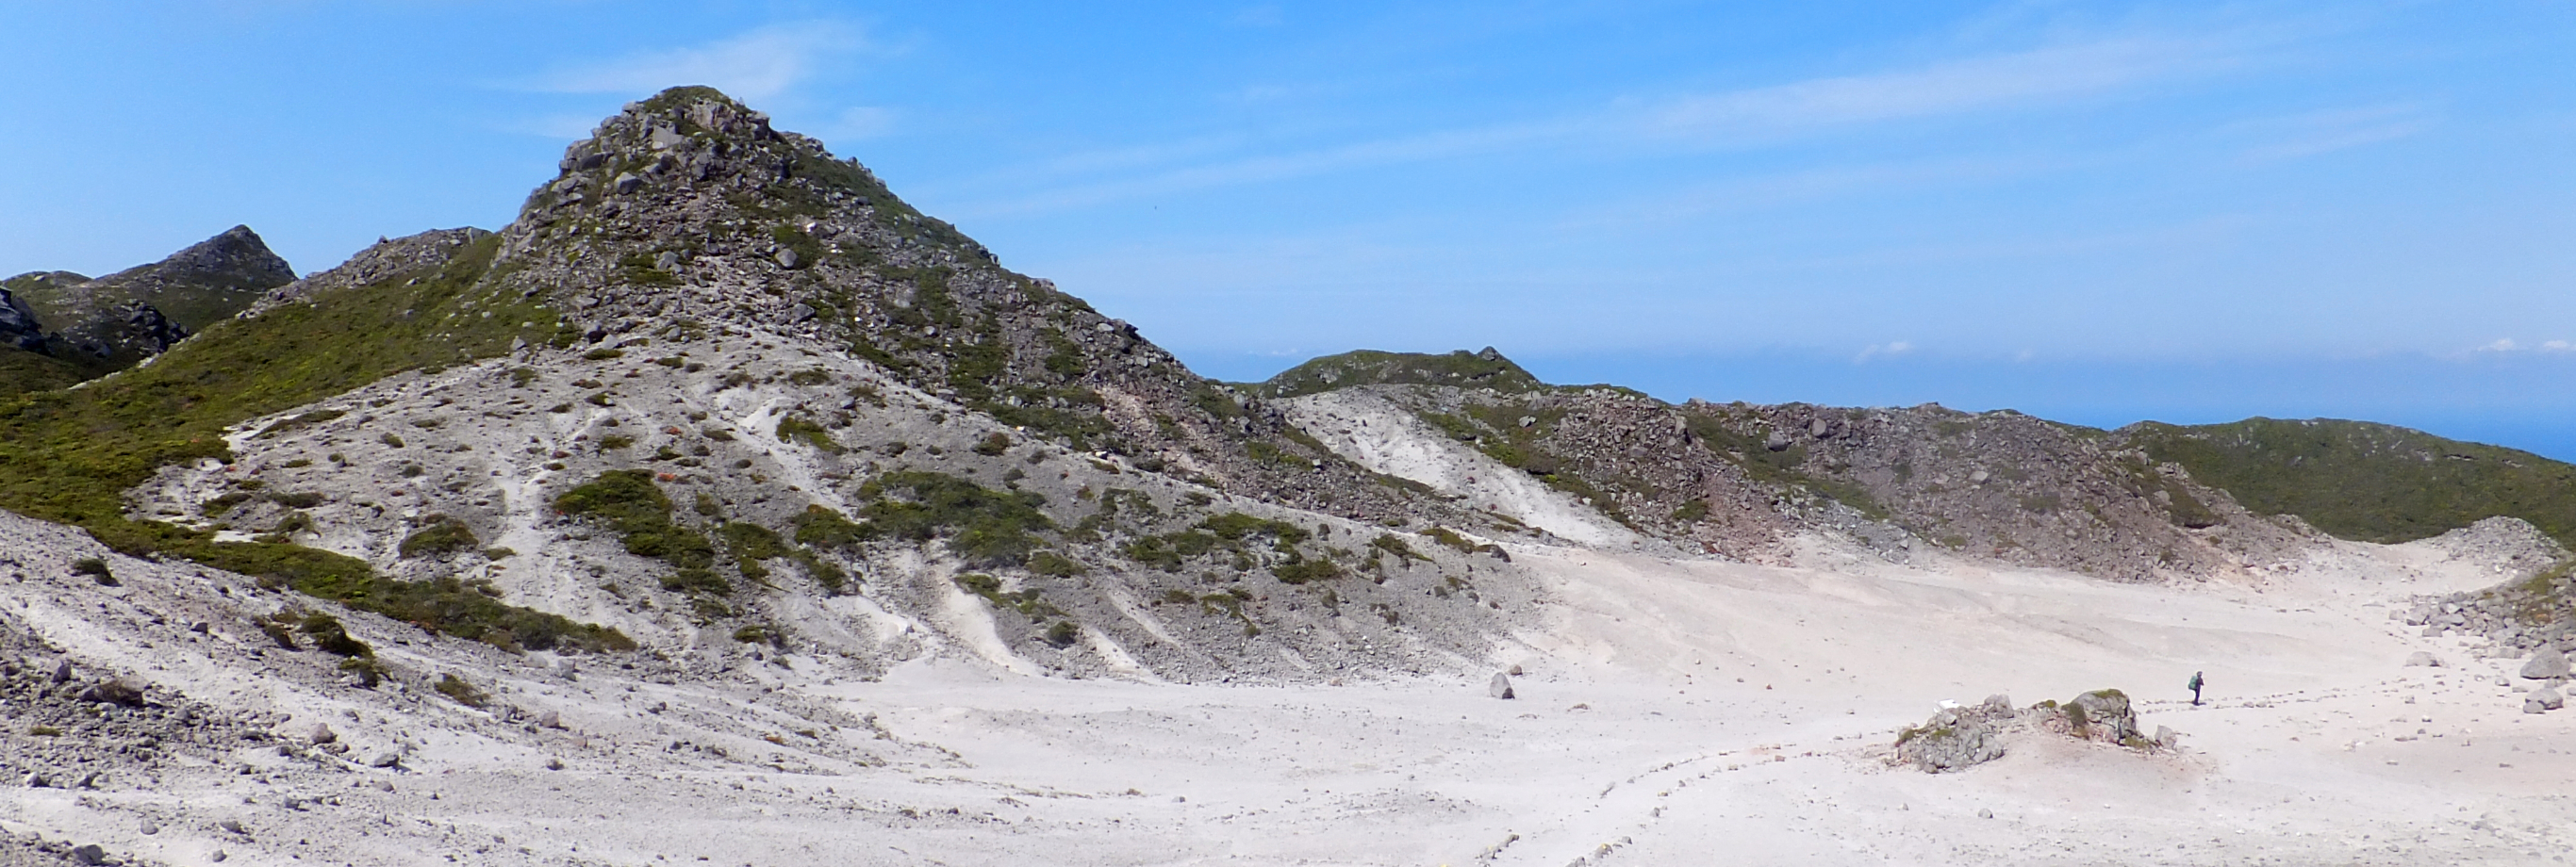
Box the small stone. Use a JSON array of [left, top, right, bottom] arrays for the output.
[[2403, 651, 2442, 667], [1489, 673, 1515, 700], [1969, 469, 1990, 484], [212, 850, 228, 863], [220, 819, 246, 834], [140, 821, 159, 835], [51, 659, 72, 684], [612, 172, 641, 194], [2521, 647, 2569, 680], [1977, 809, 1994, 819], [308, 723, 336, 744], [537, 710, 562, 729], [774, 248, 800, 269], [70, 844, 106, 866]]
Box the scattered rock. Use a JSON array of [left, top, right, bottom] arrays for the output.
[[1489, 673, 1515, 699], [2521, 647, 2568, 680], [2404, 651, 2443, 668], [308, 723, 336, 744], [2526, 687, 2563, 713], [537, 710, 563, 729], [69, 843, 106, 866]]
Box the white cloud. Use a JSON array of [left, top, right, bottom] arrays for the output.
[[1643, 37, 2242, 141], [1855, 341, 1914, 363], [958, 30, 2271, 217], [2233, 103, 2436, 163], [519, 23, 867, 102]]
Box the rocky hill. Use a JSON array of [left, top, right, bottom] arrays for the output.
[[2118, 417, 2576, 546], [0, 225, 295, 384], [1263, 351, 2315, 581], [0, 89, 1527, 689]]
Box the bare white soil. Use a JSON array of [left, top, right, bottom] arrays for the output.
[[5, 504, 2572, 866]]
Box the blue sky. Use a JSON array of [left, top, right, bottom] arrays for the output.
[[4, 2, 2572, 457]]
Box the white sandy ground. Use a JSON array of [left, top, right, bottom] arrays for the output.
[[4, 501, 2573, 867]]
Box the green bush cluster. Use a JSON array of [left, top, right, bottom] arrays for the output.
[[856, 471, 1054, 566], [397, 515, 480, 558], [554, 469, 725, 595]]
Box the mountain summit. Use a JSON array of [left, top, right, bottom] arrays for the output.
[[476, 86, 1439, 517]]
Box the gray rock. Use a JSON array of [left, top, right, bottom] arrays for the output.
[[537, 710, 563, 729], [1488, 673, 1514, 699], [139, 821, 158, 836], [2404, 651, 2443, 667], [2521, 647, 2569, 680], [2063, 689, 2141, 744], [775, 248, 800, 269], [219, 819, 246, 835], [2527, 687, 2563, 713], [1895, 706, 2005, 772], [308, 723, 336, 744], [613, 172, 641, 194], [70, 844, 106, 866], [1763, 431, 1793, 452], [51, 659, 72, 684], [2154, 725, 2179, 747], [1968, 469, 1990, 484], [653, 251, 679, 270]]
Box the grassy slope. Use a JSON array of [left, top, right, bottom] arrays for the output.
[[2122, 417, 2576, 546], [0, 235, 630, 651], [1247, 349, 1562, 400]]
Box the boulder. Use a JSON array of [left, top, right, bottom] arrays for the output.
[[1895, 704, 2006, 773], [2526, 687, 2563, 714], [2520, 647, 2569, 680], [1488, 673, 1514, 700], [2063, 689, 2142, 745], [308, 724, 337, 744]]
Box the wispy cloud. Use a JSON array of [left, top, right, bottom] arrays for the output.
[[1855, 341, 1915, 364], [2232, 103, 2436, 163], [1643, 37, 2242, 142], [518, 23, 868, 102], [958, 30, 2272, 217]]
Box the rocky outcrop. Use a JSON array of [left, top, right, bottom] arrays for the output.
[[1893, 690, 2166, 773], [1893, 695, 2014, 772], [0, 286, 44, 352], [2, 225, 294, 374]]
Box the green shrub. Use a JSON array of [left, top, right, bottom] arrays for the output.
[[583, 348, 624, 361], [297, 612, 372, 657], [1028, 550, 1086, 577], [435, 673, 488, 707], [1273, 556, 1346, 584], [1045, 620, 1080, 647], [973, 432, 1012, 456], [775, 415, 842, 452], [398, 516, 479, 558], [257, 409, 346, 438], [858, 471, 1053, 567], [71, 557, 113, 584], [555, 469, 718, 589], [791, 505, 867, 549]]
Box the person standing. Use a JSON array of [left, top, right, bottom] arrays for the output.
[[2188, 670, 2205, 706]]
